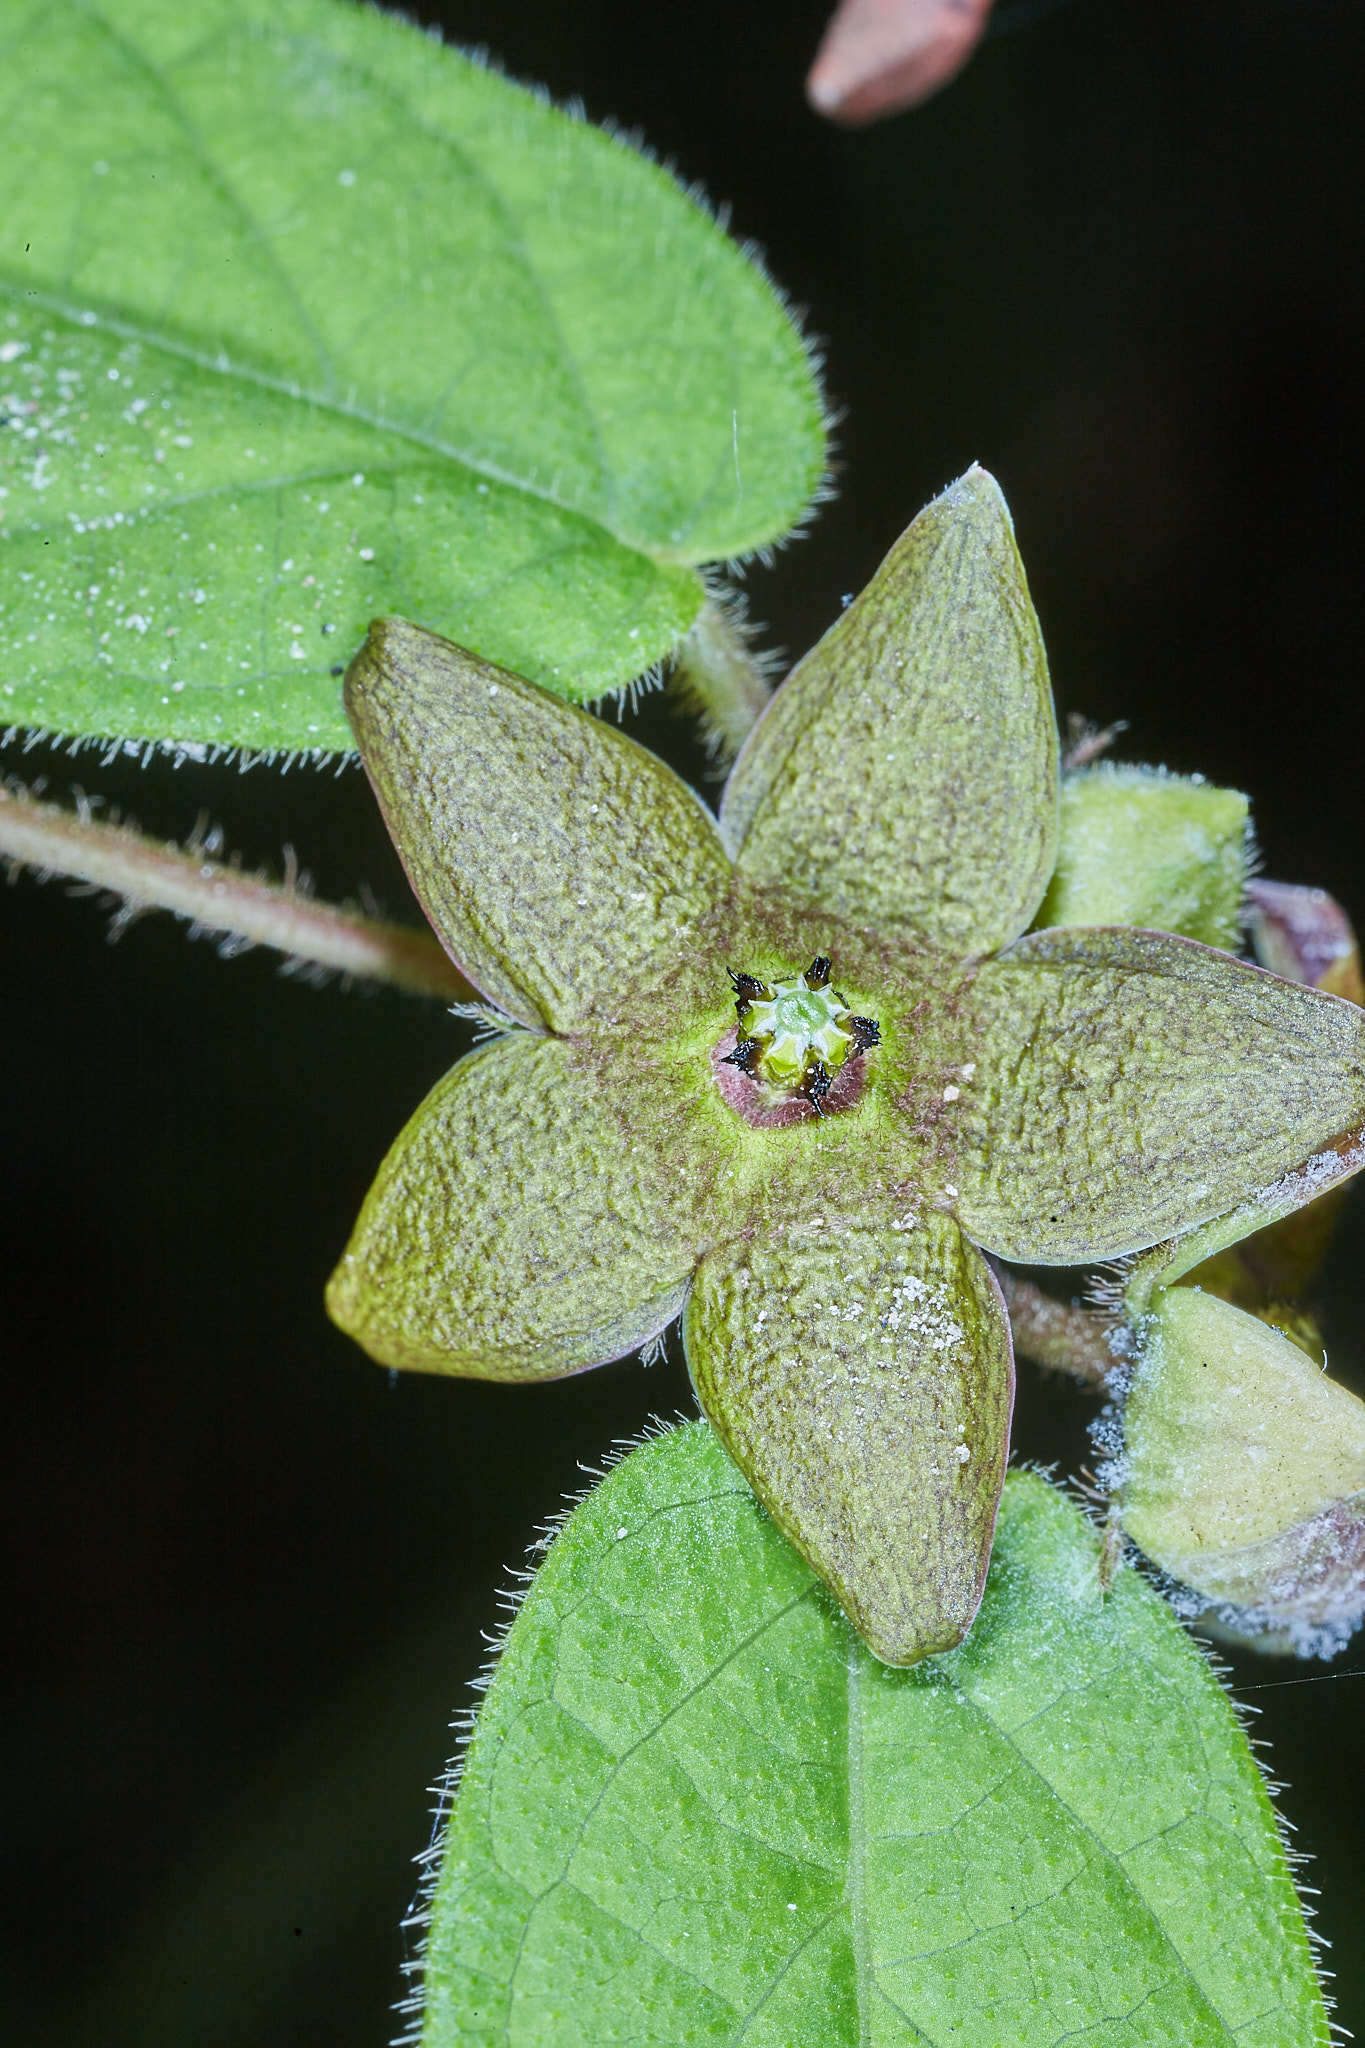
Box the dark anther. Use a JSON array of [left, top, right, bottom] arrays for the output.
[[723, 1037, 760, 1072], [728, 968, 768, 1006], [805, 956, 831, 988], [848, 1015, 882, 1050], [804, 1061, 833, 1114]]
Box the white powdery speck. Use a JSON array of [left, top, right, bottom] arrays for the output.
[[881, 1273, 964, 1352]]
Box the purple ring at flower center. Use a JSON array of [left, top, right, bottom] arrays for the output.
[[710, 1025, 871, 1127]]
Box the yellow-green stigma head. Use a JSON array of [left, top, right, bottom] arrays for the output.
[[724, 956, 881, 1113]]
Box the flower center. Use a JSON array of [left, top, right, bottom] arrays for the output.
[[722, 956, 881, 1114], [774, 989, 829, 1036]]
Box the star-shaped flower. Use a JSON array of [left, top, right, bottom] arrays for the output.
[[327, 468, 1365, 1665]]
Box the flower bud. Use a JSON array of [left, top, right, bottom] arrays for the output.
[[1036, 764, 1249, 948], [1120, 1283, 1365, 1651], [1247, 877, 1365, 1003]]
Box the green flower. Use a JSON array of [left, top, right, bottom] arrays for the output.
[[327, 468, 1365, 1666]]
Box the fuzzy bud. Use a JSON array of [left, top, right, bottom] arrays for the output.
[[1037, 764, 1249, 949], [1120, 1284, 1365, 1651]]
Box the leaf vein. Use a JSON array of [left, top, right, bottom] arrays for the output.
[[945, 1678, 1240, 2042], [71, 2, 340, 386]]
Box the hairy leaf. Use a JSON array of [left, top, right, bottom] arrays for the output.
[[0, 0, 823, 750], [419, 1423, 1326, 2047]]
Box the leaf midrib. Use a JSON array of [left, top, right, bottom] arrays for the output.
[[264, 24, 616, 528], [81, 0, 619, 529], [533, 1497, 1246, 2046], [70, 0, 341, 386], [845, 1648, 876, 2048], [10, 0, 739, 566], [0, 281, 678, 559]]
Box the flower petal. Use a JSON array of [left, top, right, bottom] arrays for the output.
[[346, 619, 731, 1029], [720, 467, 1057, 959], [327, 1033, 695, 1378], [955, 926, 1365, 1263], [683, 1216, 1013, 1665]]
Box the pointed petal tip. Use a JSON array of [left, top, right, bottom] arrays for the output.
[[859, 1595, 979, 1667], [325, 1249, 403, 1374], [353, 613, 410, 666], [687, 1222, 1012, 1670], [323, 1252, 370, 1357], [342, 615, 406, 726], [934, 462, 1011, 526], [346, 614, 509, 710], [344, 613, 439, 704]]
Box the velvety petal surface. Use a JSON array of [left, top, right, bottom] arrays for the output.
[[346, 619, 731, 1029], [683, 1215, 1014, 1665], [956, 926, 1365, 1263], [327, 1034, 696, 1378], [719, 467, 1057, 959]]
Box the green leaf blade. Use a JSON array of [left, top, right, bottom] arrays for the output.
[[0, 0, 823, 746], [421, 1424, 1327, 2047]]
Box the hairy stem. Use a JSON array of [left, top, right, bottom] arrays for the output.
[[998, 1271, 1116, 1389], [667, 595, 773, 765], [0, 781, 471, 1001]]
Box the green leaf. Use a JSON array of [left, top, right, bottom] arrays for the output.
[[420, 1422, 1326, 2047], [0, 0, 823, 751]]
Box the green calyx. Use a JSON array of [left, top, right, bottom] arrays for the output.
[[724, 956, 880, 1109]]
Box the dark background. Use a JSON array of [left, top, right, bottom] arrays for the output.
[[5, 0, 1365, 2039]]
